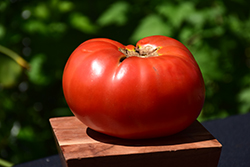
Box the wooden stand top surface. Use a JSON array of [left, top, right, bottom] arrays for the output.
[[50, 116, 222, 161]]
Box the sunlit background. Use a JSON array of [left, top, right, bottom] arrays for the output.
[[1, 0, 250, 165]]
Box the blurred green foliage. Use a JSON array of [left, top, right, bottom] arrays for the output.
[[0, 0, 250, 165]]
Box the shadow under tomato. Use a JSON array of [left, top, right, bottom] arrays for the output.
[[86, 120, 215, 146]]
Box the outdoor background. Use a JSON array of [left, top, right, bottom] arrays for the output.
[[1, 0, 250, 166]]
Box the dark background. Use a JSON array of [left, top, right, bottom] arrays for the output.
[[1, 0, 250, 165]]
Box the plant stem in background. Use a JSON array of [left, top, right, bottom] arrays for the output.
[[0, 45, 30, 70], [0, 158, 14, 167]]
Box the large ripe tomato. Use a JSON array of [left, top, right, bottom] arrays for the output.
[[62, 35, 205, 139]]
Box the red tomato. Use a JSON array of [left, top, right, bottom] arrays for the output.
[[62, 35, 205, 139]]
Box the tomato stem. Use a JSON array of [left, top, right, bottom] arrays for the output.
[[119, 45, 160, 58]]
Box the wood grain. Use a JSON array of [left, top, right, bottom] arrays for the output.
[[50, 116, 222, 167]]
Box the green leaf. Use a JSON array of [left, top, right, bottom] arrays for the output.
[[23, 20, 48, 34], [58, 1, 74, 12], [186, 11, 206, 28], [49, 22, 67, 34], [34, 3, 50, 19], [0, 1, 8, 12], [0, 24, 5, 39], [97, 1, 129, 26], [0, 55, 22, 88], [202, 26, 225, 38], [157, 2, 194, 28], [17, 126, 35, 141], [130, 14, 171, 43], [238, 88, 250, 114], [69, 12, 97, 33], [204, 4, 225, 22], [228, 15, 241, 32], [198, 109, 229, 122], [179, 27, 195, 42], [193, 44, 224, 82], [27, 54, 49, 85]]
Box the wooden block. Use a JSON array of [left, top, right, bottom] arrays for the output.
[[49, 116, 222, 167]]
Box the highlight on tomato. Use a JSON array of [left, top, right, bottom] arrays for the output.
[[62, 35, 205, 139]]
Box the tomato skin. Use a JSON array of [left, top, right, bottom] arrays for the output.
[[62, 35, 205, 139]]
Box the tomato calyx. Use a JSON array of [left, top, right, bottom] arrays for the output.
[[119, 45, 160, 59]]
